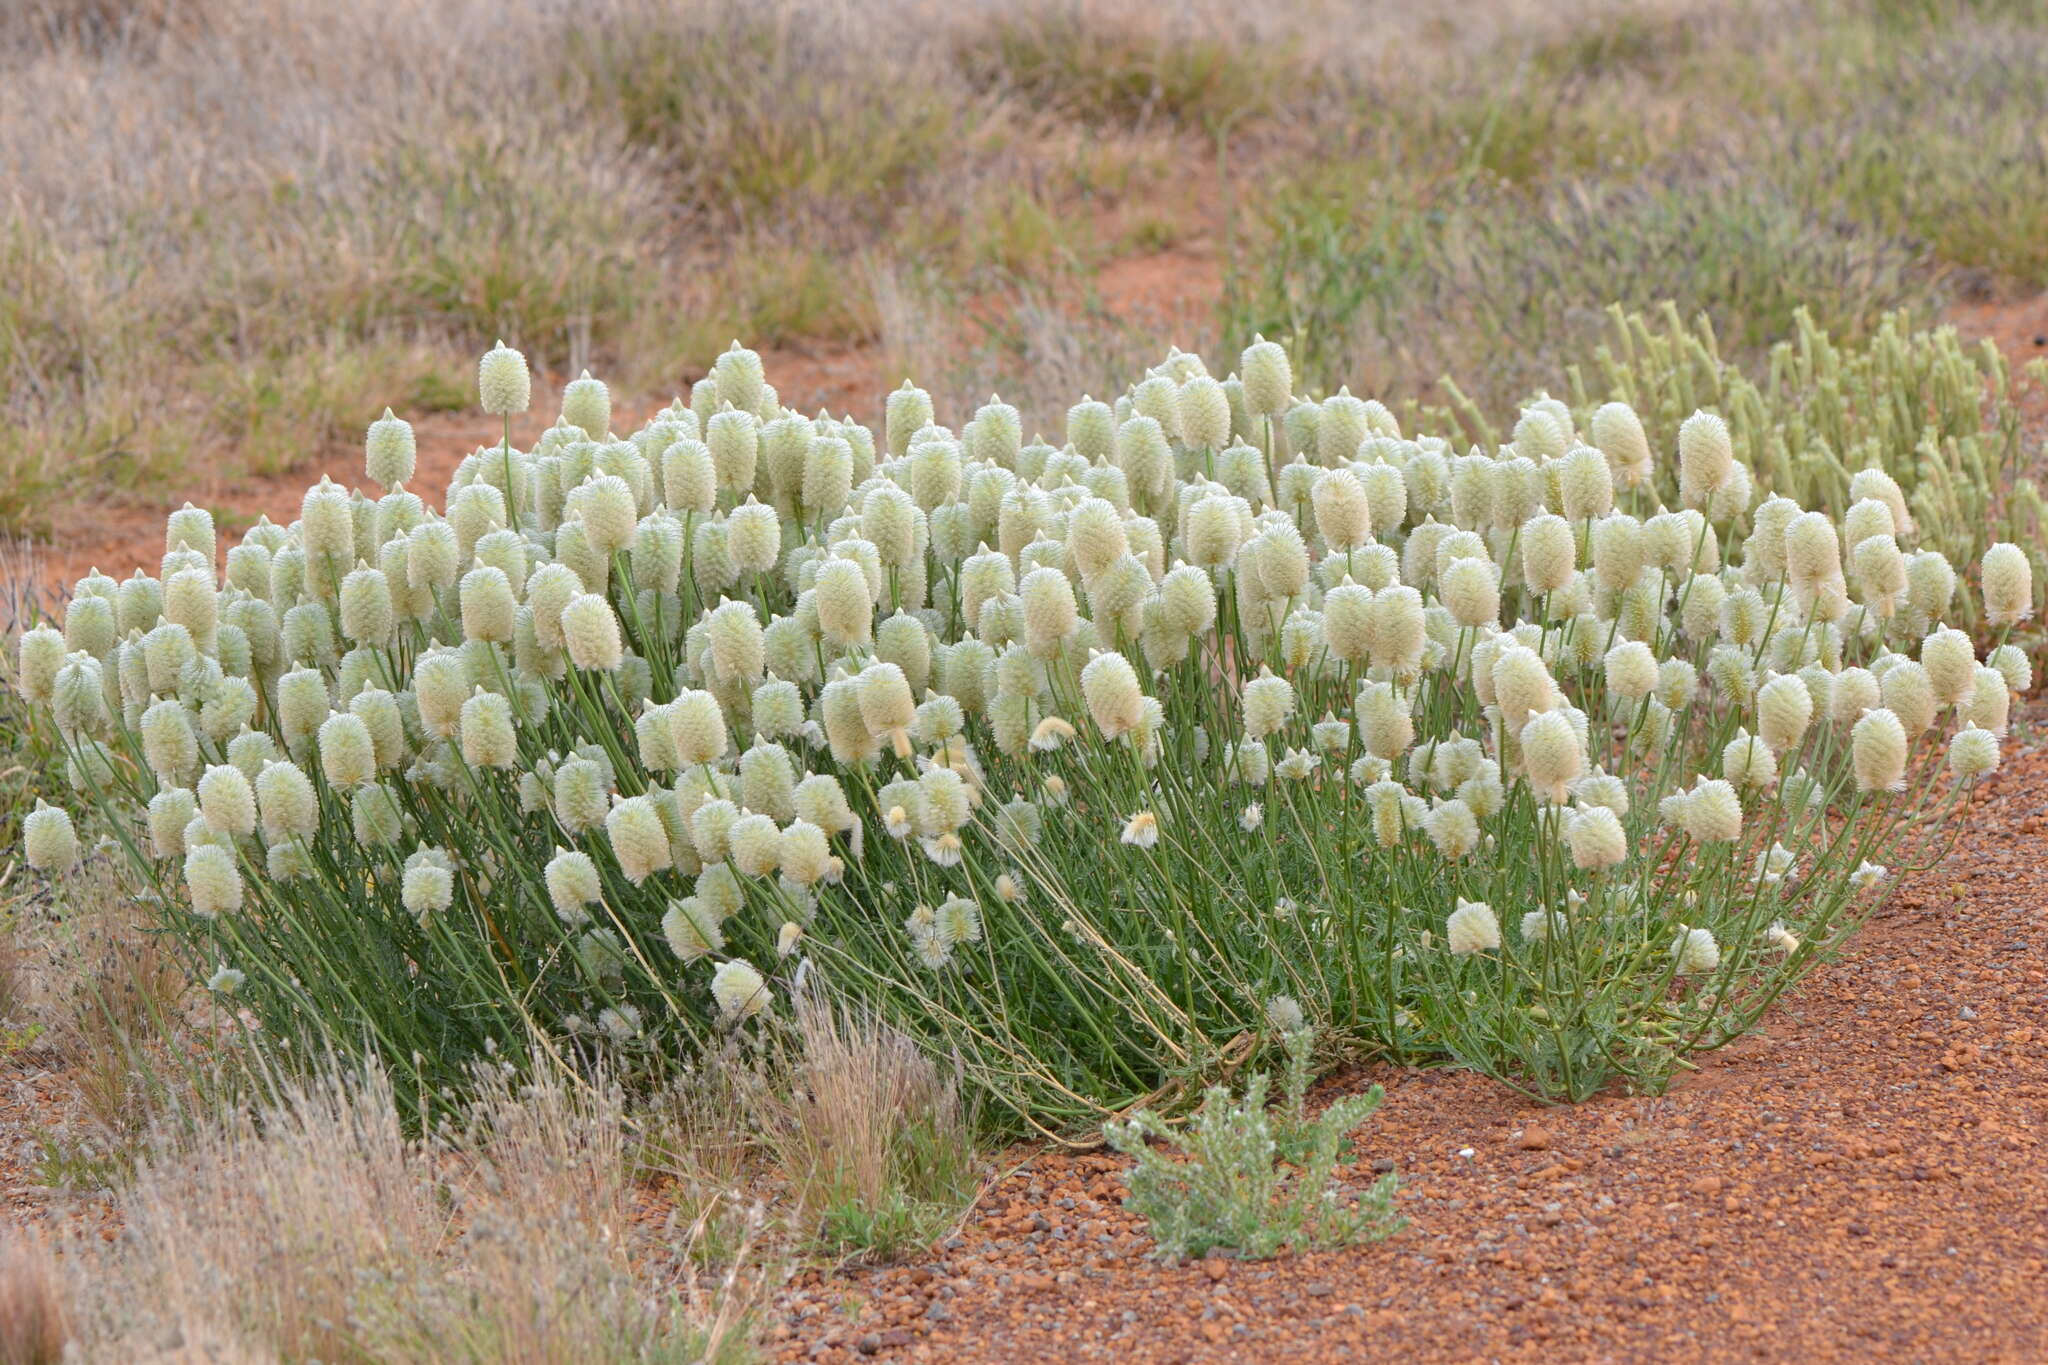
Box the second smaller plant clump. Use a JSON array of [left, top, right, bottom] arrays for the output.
[[1104, 1014, 1404, 1263]]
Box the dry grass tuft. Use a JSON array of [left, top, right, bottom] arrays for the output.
[[0, 1239, 68, 1365], [754, 992, 979, 1261], [53, 1061, 758, 1362]]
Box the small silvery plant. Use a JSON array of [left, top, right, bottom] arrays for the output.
[[1104, 1023, 1403, 1262]]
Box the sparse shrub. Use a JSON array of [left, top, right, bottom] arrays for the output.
[[1104, 1026, 1403, 1262]]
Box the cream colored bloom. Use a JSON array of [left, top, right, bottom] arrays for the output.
[[1445, 899, 1500, 954]]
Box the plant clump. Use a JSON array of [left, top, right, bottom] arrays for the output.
[[10, 332, 2035, 1122]]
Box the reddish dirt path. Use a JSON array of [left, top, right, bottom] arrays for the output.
[[771, 736, 2048, 1364]]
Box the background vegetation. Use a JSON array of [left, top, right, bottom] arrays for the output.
[[3, 0, 2045, 531]]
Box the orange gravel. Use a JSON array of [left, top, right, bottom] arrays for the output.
[[768, 732, 2048, 1364]]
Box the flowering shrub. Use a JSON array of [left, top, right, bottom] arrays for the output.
[[11, 333, 2036, 1121]]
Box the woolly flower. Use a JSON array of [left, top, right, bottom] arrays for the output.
[[319, 711, 377, 789], [1756, 672, 1813, 753], [1239, 803, 1264, 832], [460, 689, 518, 768], [1558, 444, 1615, 520], [607, 795, 673, 883], [1276, 748, 1320, 781], [553, 756, 611, 833], [402, 857, 454, 917], [1981, 542, 2033, 627], [550, 370, 610, 440], [663, 898, 725, 962], [1850, 861, 1889, 894], [1721, 729, 1777, 792], [765, 922, 801, 962], [192, 763, 256, 840], [352, 784, 404, 847], [149, 787, 199, 857], [728, 812, 781, 879], [1424, 798, 1480, 860], [1074, 651, 1142, 742], [560, 593, 624, 672], [752, 678, 805, 739], [1019, 566, 1078, 657], [141, 697, 200, 783], [1564, 804, 1627, 871], [1784, 511, 1842, 590], [813, 556, 874, 648], [1947, 725, 1999, 781], [1675, 777, 1743, 843], [913, 693, 965, 746], [1520, 513, 1576, 593], [1677, 410, 1734, 508], [1240, 335, 1292, 416], [1766, 922, 1801, 954], [842, 666, 911, 758], [1029, 715, 1076, 753], [711, 959, 770, 1022], [1520, 908, 1561, 943], [1312, 468, 1372, 551], [1829, 667, 1879, 727], [935, 895, 983, 949], [1241, 670, 1295, 740], [1121, 810, 1159, 849], [1356, 681, 1413, 761], [15, 626, 65, 704], [668, 689, 730, 766], [545, 848, 602, 924], [1754, 842, 1797, 884], [1440, 555, 1499, 629], [1520, 709, 1584, 804], [1850, 707, 1908, 793], [1445, 899, 1501, 955], [599, 1005, 644, 1042], [1572, 770, 1629, 815], [1604, 640, 1658, 701], [24, 801, 79, 873], [727, 497, 781, 574], [478, 340, 531, 416], [458, 563, 517, 644], [691, 799, 740, 864], [185, 842, 243, 916], [1493, 646, 1559, 736], [1673, 926, 1720, 975], [1919, 625, 1977, 709], [778, 820, 832, 886], [918, 766, 971, 837], [1265, 995, 1306, 1034], [206, 965, 246, 995]]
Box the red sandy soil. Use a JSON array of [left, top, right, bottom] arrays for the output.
[[766, 736, 2048, 1364]]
